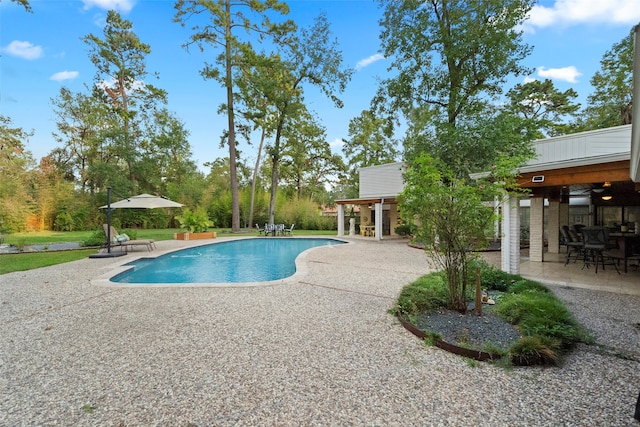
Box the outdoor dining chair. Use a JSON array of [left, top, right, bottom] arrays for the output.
[[283, 224, 295, 236], [560, 225, 583, 266], [581, 226, 619, 274]]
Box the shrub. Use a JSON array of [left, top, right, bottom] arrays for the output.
[[509, 335, 560, 366], [176, 207, 213, 233], [494, 291, 591, 345], [476, 262, 521, 292], [395, 272, 449, 316], [84, 230, 106, 247], [394, 223, 415, 237], [508, 279, 551, 294]]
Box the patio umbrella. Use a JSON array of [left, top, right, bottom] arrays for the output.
[[91, 191, 183, 259], [100, 193, 183, 209]]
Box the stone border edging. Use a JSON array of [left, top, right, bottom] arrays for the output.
[[396, 313, 501, 362]]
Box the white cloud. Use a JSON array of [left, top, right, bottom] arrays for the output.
[[355, 53, 384, 71], [2, 40, 43, 60], [526, 0, 640, 28], [50, 71, 80, 82], [523, 76, 538, 83], [329, 138, 345, 149], [82, 0, 135, 13], [537, 65, 582, 83], [96, 77, 146, 94]]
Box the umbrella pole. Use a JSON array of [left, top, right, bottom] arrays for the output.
[[107, 187, 112, 254], [90, 187, 127, 259]]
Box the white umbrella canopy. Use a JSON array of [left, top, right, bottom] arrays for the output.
[[100, 193, 183, 209]]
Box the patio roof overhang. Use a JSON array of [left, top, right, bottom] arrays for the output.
[[516, 158, 640, 205], [335, 196, 398, 205], [517, 159, 632, 189]]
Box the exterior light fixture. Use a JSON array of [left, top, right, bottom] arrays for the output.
[[602, 195, 613, 201]]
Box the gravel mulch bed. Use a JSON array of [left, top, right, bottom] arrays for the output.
[[416, 303, 521, 352]]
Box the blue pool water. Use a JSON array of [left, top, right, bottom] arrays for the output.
[[111, 238, 345, 284]]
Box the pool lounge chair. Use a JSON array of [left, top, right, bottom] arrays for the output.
[[103, 224, 156, 252]]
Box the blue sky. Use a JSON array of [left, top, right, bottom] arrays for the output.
[[1, 0, 640, 172]]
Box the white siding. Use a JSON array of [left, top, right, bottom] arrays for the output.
[[359, 162, 404, 198], [527, 125, 631, 167]]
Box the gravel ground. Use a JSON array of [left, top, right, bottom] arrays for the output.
[[1, 237, 639, 426], [0, 242, 83, 253]]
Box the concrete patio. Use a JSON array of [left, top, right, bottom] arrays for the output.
[[0, 236, 638, 425]]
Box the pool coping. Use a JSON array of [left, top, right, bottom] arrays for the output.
[[91, 236, 352, 288]]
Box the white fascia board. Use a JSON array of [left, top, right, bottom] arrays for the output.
[[517, 152, 630, 174], [631, 23, 640, 182]]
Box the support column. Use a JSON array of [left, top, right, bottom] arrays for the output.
[[494, 197, 501, 242], [530, 195, 545, 262], [559, 196, 570, 228], [501, 194, 521, 274], [374, 202, 382, 240], [337, 204, 345, 237], [548, 198, 560, 254]]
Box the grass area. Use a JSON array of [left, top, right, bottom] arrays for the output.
[[394, 260, 593, 366], [0, 228, 338, 275], [0, 249, 98, 275]]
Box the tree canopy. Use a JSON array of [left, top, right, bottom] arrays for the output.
[[377, 0, 535, 175], [174, 0, 295, 232], [579, 29, 634, 130], [506, 79, 580, 137]]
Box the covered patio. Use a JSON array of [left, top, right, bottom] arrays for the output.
[[335, 162, 404, 240], [499, 124, 640, 278]]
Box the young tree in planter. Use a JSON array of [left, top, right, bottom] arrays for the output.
[[399, 154, 525, 312], [379, 0, 536, 312]]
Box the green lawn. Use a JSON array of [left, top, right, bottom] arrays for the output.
[[0, 249, 98, 275]]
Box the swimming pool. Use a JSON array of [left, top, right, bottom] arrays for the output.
[[111, 238, 345, 284]]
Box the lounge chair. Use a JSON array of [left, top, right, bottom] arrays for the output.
[[103, 224, 156, 252], [255, 223, 264, 235]]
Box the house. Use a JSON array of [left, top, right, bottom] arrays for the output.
[[335, 162, 404, 239], [336, 125, 640, 275], [337, 26, 640, 271]]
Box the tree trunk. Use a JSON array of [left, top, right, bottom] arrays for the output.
[[225, 0, 240, 232], [269, 153, 278, 225], [248, 127, 266, 230], [269, 105, 287, 225]]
